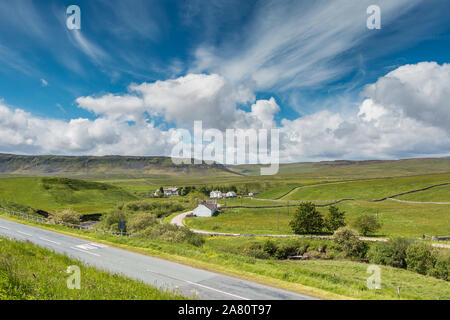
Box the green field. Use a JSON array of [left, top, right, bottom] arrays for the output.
[[395, 184, 450, 202], [281, 174, 450, 201], [0, 237, 185, 300], [186, 200, 450, 238], [0, 177, 137, 214]]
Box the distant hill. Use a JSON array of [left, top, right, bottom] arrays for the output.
[[0, 154, 239, 179], [1, 154, 449, 180]]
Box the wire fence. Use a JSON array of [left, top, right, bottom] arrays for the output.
[[0, 206, 130, 236]]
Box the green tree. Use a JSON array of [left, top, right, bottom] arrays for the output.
[[406, 244, 435, 275], [367, 237, 411, 268], [325, 205, 346, 232], [353, 214, 381, 236], [333, 227, 366, 258], [289, 202, 324, 234], [427, 253, 449, 281]]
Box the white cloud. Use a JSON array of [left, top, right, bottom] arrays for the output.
[[278, 62, 450, 161], [1, 62, 449, 162], [77, 73, 255, 130], [362, 62, 450, 132], [190, 0, 428, 91], [40, 79, 48, 87]]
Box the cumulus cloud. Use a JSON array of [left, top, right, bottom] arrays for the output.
[[278, 62, 450, 161], [362, 62, 450, 132], [1, 62, 449, 163]]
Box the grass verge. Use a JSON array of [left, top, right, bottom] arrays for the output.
[[0, 236, 186, 300]]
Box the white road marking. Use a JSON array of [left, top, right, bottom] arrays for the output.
[[89, 242, 108, 248], [76, 244, 97, 250], [16, 230, 33, 237], [38, 237, 60, 245], [71, 246, 101, 257], [0, 225, 10, 230], [145, 269, 249, 300]]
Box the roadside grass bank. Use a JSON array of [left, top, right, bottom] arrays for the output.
[[0, 236, 186, 300], [1, 213, 448, 300]]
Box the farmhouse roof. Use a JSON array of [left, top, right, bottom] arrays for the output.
[[198, 200, 217, 210]]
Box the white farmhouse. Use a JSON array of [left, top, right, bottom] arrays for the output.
[[225, 191, 236, 198], [163, 187, 179, 196], [193, 200, 218, 217], [210, 190, 223, 199]]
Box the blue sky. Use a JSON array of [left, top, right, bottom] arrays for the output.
[[0, 0, 450, 162]]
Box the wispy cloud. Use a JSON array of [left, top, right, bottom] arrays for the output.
[[190, 0, 431, 91]]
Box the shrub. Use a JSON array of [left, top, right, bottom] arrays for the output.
[[325, 205, 346, 232], [367, 237, 411, 268], [127, 213, 157, 233], [406, 244, 435, 275], [243, 244, 270, 259], [52, 209, 81, 225], [333, 227, 366, 258], [427, 253, 449, 281], [101, 210, 128, 231], [263, 240, 277, 256], [289, 202, 324, 234], [137, 224, 205, 247], [274, 243, 299, 259], [353, 214, 381, 236]]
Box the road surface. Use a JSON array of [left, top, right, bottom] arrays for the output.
[[0, 217, 317, 300]]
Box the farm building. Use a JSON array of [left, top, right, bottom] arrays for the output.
[[164, 187, 179, 196], [210, 190, 223, 199], [154, 187, 179, 196], [226, 191, 236, 198], [193, 200, 218, 217]]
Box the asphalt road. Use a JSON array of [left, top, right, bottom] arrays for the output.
[[0, 217, 317, 300]]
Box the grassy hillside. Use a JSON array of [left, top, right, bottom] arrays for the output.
[[281, 173, 450, 201], [229, 158, 450, 178], [0, 177, 137, 214], [0, 154, 238, 179], [0, 237, 185, 300], [396, 184, 450, 202]]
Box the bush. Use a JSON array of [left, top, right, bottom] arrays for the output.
[[127, 213, 157, 233], [52, 209, 81, 225], [353, 214, 381, 236], [137, 224, 205, 247], [406, 244, 435, 275], [289, 202, 324, 234], [101, 210, 128, 231], [333, 227, 366, 258], [367, 237, 411, 268], [263, 240, 277, 256], [243, 244, 270, 260], [325, 205, 346, 232], [427, 253, 449, 281], [274, 243, 299, 259]]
